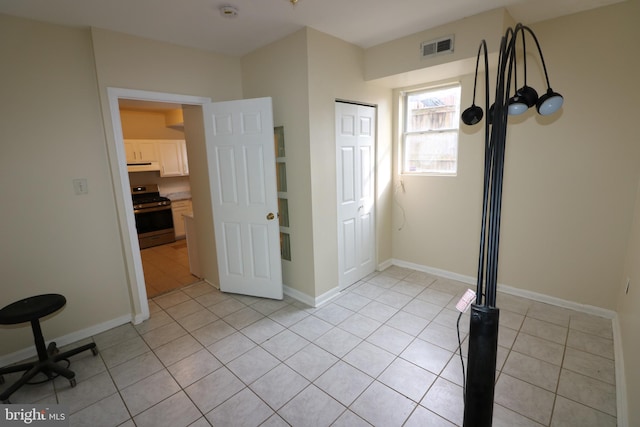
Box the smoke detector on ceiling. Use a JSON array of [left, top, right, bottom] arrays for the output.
[[219, 5, 239, 17]]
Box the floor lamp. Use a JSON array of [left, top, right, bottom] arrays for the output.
[[460, 23, 564, 427]]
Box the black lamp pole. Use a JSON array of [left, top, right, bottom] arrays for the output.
[[461, 24, 563, 427]]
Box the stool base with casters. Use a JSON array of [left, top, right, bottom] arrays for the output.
[[0, 294, 99, 404]]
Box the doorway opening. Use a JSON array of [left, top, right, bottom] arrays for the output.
[[106, 88, 212, 322], [118, 99, 199, 298]]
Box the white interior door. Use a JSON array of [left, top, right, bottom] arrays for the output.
[[336, 102, 376, 289], [205, 97, 283, 299]]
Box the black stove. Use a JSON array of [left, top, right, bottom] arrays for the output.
[[131, 185, 172, 210], [131, 184, 175, 249]]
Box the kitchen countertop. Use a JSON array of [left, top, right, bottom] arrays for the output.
[[164, 191, 191, 201]]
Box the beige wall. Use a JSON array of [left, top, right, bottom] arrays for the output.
[[242, 28, 394, 301], [119, 109, 186, 140], [241, 29, 316, 297], [500, 3, 639, 309], [306, 29, 393, 296], [90, 28, 242, 102], [616, 2, 640, 412], [0, 14, 132, 356], [365, 8, 512, 84], [384, 2, 640, 311], [182, 105, 220, 285], [91, 28, 243, 313], [619, 177, 640, 426], [0, 17, 243, 359]]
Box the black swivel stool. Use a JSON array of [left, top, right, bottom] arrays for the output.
[[0, 294, 99, 403]]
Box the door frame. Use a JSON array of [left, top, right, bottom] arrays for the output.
[[105, 87, 211, 323]]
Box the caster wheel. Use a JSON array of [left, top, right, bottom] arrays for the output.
[[47, 342, 59, 356], [91, 347, 99, 356], [69, 378, 77, 388]]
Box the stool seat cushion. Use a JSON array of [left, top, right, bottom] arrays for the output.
[[0, 294, 66, 325]]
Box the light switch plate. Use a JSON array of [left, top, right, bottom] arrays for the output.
[[73, 178, 88, 195]]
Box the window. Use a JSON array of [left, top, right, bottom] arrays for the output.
[[402, 84, 461, 175]]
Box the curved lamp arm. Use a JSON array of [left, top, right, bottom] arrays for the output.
[[516, 25, 564, 115]]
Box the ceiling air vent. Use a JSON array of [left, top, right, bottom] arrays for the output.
[[421, 35, 454, 59]]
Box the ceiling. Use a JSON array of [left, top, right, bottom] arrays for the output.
[[0, 0, 624, 57]]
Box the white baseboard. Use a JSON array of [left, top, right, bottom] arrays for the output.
[[391, 259, 477, 287], [283, 284, 341, 308], [377, 258, 393, 271], [283, 285, 315, 307], [203, 278, 219, 290], [132, 311, 149, 325], [286, 257, 618, 316], [0, 314, 132, 367], [389, 258, 616, 318], [497, 283, 616, 319], [314, 287, 341, 307]]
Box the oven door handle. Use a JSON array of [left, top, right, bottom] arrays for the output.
[[134, 206, 172, 214]]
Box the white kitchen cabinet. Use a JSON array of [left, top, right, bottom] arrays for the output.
[[158, 140, 189, 177], [171, 199, 192, 239], [124, 139, 158, 163]]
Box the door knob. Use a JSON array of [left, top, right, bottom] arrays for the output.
[[266, 212, 275, 220]]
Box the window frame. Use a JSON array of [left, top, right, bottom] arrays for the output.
[[401, 83, 461, 176]]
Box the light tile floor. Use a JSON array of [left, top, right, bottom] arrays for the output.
[[141, 240, 200, 298], [2, 267, 617, 426]]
